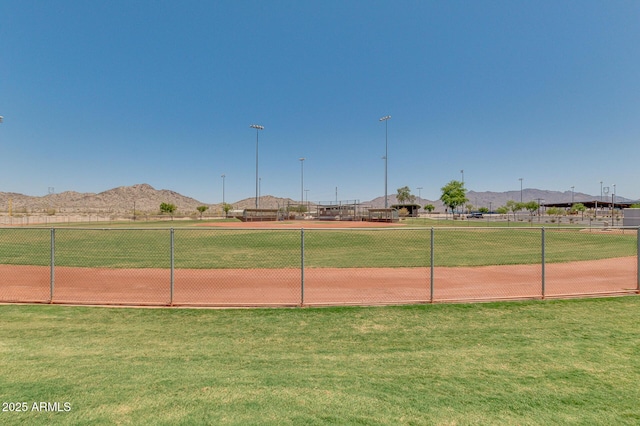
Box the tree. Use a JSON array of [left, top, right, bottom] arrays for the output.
[[546, 207, 564, 222], [440, 180, 468, 217], [222, 202, 232, 218], [478, 206, 489, 214], [496, 206, 509, 216], [570, 203, 586, 219], [160, 202, 177, 219], [424, 204, 435, 214], [396, 186, 413, 205], [398, 207, 409, 217], [196, 205, 208, 219], [524, 201, 539, 219], [505, 200, 524, 221]]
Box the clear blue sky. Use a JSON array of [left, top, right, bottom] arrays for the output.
[[1, 1, 639, 203]]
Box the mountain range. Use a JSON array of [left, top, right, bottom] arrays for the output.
[[0, 184, 634, 215]]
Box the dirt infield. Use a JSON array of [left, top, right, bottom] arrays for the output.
[[196, 220, 405, 229], [1, 257, 636, 306]]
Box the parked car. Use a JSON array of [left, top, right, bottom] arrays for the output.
[[467, 212, 483, 219]]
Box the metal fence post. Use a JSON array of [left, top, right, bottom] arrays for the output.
[[541, 227, 546, 299], [301, 228, 305, 306], [430, 227, 435, 302], [170, 228, 174, 305], [50, 228, 55, 303]]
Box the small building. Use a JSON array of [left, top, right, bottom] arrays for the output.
[[391, 204, 421, 217], [240, 208, 279, 222], [366, 208, 399, 223], [315, 201, 360, 221]]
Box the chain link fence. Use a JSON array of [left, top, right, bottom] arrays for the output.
[[0, 227, 638, 306]]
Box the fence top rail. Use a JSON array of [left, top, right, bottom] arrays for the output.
[[1, 226, 638, 232]]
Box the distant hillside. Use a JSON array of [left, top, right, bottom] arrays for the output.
[[0, 184, 634, 215], [0, 184, 209, 215], [0, 184, 306, 215], [366, 189, 633, 211], [226, 195, 312, 211]]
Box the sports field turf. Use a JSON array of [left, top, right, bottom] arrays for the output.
[[1, 297, 640, 424], [0, 225, 636, 268]]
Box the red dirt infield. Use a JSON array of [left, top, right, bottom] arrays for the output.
[[195, 219, 405, 228], [0, 257, 637, 307]]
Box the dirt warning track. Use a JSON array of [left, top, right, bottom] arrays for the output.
[[0, 256, 636, 306]]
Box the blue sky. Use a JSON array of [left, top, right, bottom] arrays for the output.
[[1, 0, 639, 203]]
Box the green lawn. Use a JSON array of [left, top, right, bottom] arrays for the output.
[[0, 226, 636, 268], [1, 298, 640, 424]]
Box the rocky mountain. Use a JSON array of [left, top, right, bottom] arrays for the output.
[[226, 195, 312, 211], [0, 184, 306, 215], [0, 184, 210, 215], [0, 184, 634, 215]]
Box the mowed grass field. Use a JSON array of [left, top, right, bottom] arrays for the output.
[[0, 222, 636, 268], [1, 298, 640, 425]]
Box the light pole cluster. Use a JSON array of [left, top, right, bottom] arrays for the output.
[[242, 117, 395, 212]]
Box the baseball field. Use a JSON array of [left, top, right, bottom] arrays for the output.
[[0, 219, 637, 305], [1, 297, 640, 424], [1, 219, 639, 423]]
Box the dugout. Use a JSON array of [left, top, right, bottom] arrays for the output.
[[367, 208, 399, 223], [241, 208, 279, 222], [391, 204, 421, 217], [316, 201, 360, 221]]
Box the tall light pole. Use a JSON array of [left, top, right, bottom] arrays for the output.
[[221, 174, 226, 205], [460, 170, 464, 184], [518, 177, 523, 202], [299, 158, 305, 208], [250, 124, 264, 209], [220, 174, 227, 217], [379, 115, 391, 208], [612, 183, 616, 219], [571, 186, 574, 203], [600, 181, 603, 202]]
